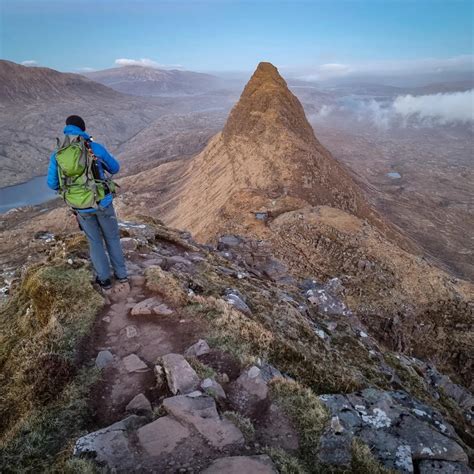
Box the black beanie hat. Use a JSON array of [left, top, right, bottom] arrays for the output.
[[66, 115, 86, 131]]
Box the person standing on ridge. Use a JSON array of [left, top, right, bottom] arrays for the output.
[[47, 115, 128, 290]]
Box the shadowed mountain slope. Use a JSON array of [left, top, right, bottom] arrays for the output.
[[0, 60, 120, 103], [84, 65, 221, 96]]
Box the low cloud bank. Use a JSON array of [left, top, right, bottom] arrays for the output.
[[311, 90, 473, 128], [393, 90, 473, 124]]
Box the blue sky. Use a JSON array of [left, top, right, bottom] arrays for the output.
[[1, 0, 472, 75]]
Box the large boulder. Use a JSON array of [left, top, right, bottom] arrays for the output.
[[318, 389, 470, 472]]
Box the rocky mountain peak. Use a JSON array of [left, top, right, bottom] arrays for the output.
[[222, 61, 315, 143]]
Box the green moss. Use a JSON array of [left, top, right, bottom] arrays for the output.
[[383, 353, 429, 402], [0, 368, 101, 473], [185, 298, 363, 394], [185, 356, 216, 380], [59, 457, 103, 474], [351, 438, 395, 474], [264, 447, 308, 474], [0, 264, 104, 471], [270, 378, 329, 468], [223, 411, 255, 442]]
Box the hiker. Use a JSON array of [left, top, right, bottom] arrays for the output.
[[47, 115, 127, 290]]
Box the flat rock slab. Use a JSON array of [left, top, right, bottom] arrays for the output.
[[163, 394, 244, 448], [153, 303, 173, 316], [162, 353, 200, 394], [123, 354, 148, 373], [202, 455, 277, 474], [131, 297, 161, 316], [74, 415, 144, 470], [418, 460, 473, 474], [137, 416, 190, 457]]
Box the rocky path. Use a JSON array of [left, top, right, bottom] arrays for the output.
[[70, 222, 473, 473], [73, 238, 285, 473]]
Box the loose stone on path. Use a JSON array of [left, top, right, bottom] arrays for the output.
[[130, 297, 173, 316], [126, 393, 152, 415], [96, 350, 114, 369], [161, 353, 200, 394], [184, 339, 211, 357], [122, 354, 148, 373]]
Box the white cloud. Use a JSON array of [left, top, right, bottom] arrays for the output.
[[21, 60, 38, 66], [114, 58, 183, 69], [393, 90, 474, 124], [310, 90, 474, 129], [77, 67, 96, 72]]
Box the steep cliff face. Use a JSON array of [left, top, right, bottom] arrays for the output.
[[154, 62, 388, 241]]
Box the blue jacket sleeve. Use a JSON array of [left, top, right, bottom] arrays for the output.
[[92, 142, 120, 175], [47, 153, 59, 191]]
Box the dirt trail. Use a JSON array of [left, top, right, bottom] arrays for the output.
[[72, 228, 299, 474], [92, 252, 205, 426]]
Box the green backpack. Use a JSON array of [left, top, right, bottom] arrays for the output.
[[55, 135, 115, 209]]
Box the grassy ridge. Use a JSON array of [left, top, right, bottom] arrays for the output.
[[0, 264, 103, 472]]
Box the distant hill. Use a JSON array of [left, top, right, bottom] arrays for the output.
[[0, 60, 166, 187], [0, 60, 120, 103], [84, 65, 222, 96]]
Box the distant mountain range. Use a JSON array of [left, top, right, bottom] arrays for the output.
[[84, 65, 222, 96], [0, 61, 163, 187], [0, 61, 231, 188], [0, 60, 120, 103]]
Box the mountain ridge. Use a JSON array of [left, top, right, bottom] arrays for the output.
[[84, 65, 221, 96], [0, 60, 121, 103], [138, 62, 393, 243]]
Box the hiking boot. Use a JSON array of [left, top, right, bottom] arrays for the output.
[[115, 276, 129, 284], [95, 277, 112, 290]]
